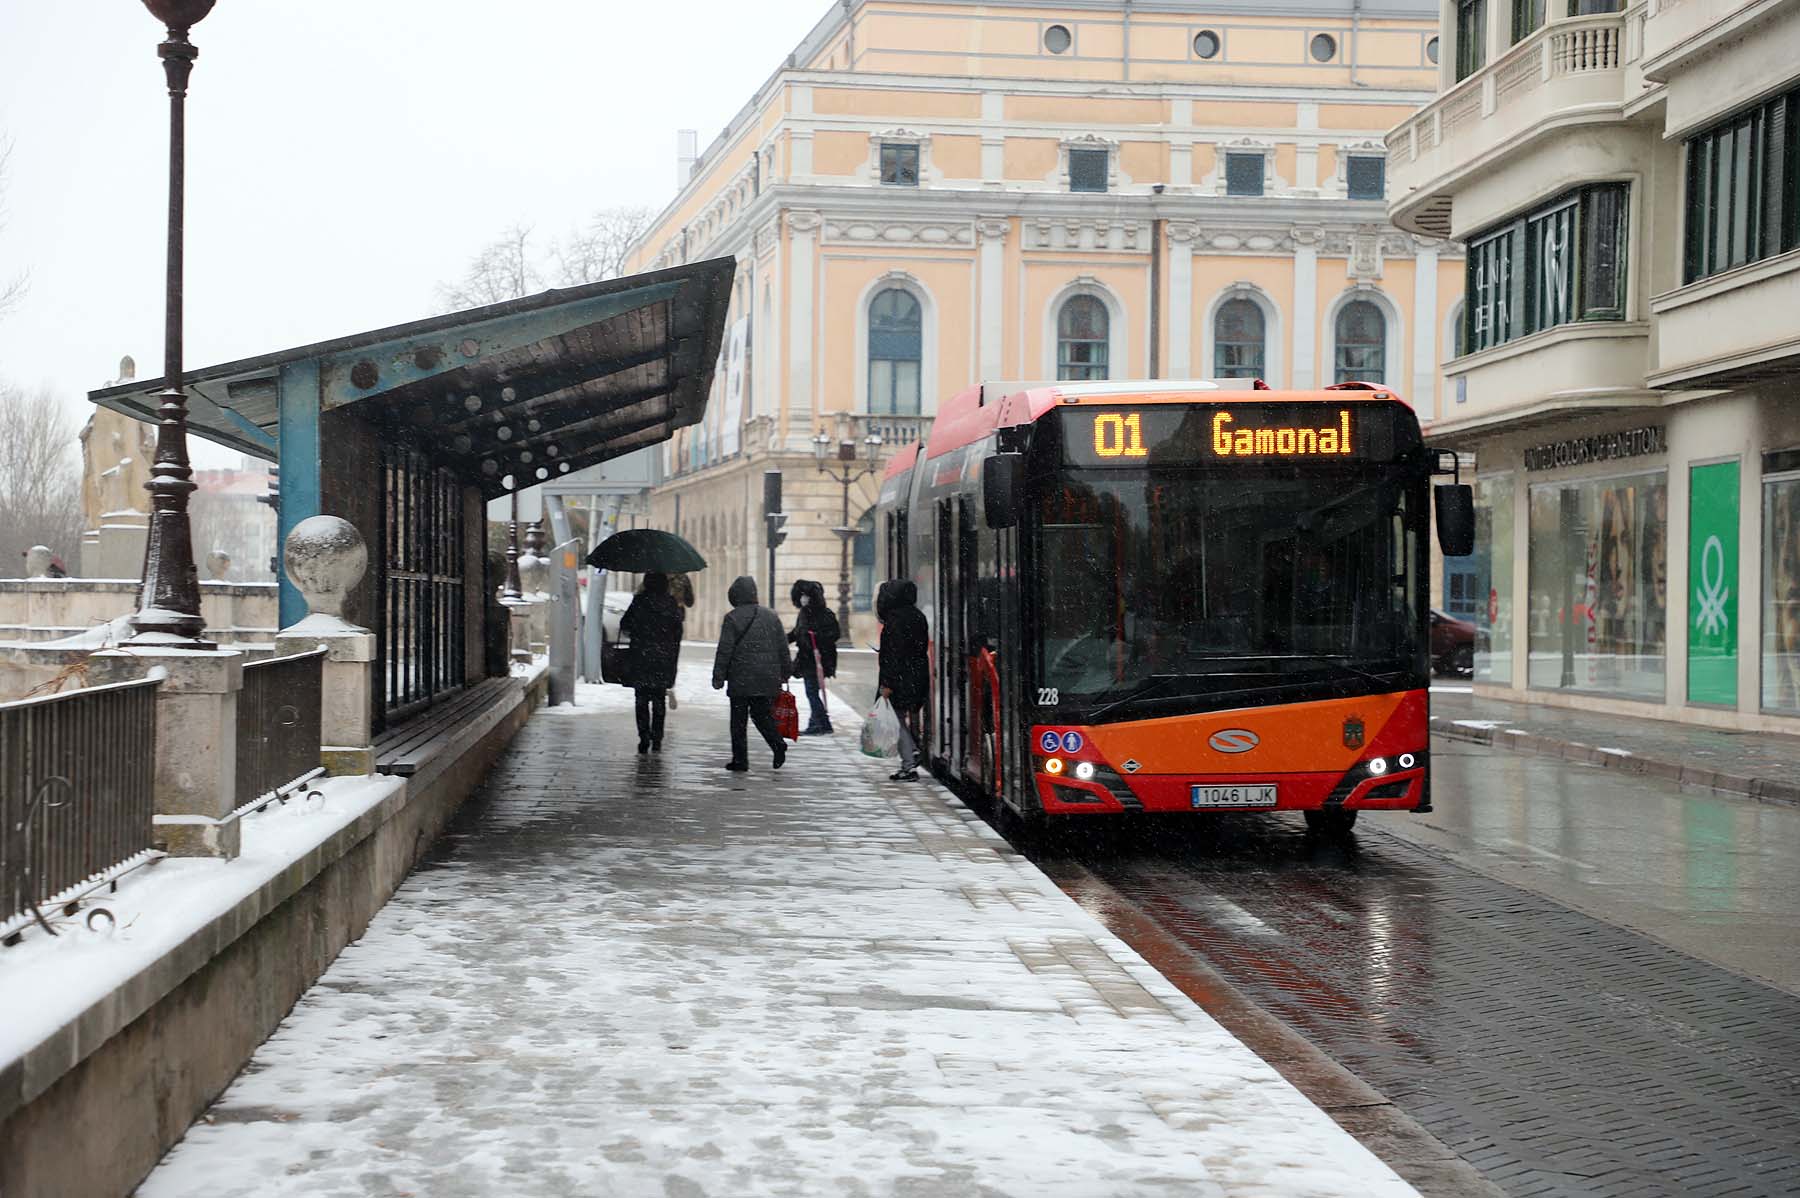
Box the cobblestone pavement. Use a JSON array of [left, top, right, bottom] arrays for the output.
[[1042, 796, 1800, 1198], [137, 670, 1419, 1198]]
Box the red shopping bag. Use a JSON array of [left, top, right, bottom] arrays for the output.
[[773, 687, 801, 742]]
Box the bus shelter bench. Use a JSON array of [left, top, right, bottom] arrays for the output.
[[374, 676, 521, 778]]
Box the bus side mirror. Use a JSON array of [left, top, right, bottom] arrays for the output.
[[1435, 484, 1475, 557], [983, 455, 1021, 529]]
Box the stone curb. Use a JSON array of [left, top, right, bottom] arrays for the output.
[[1429, 717, 1800, 807]]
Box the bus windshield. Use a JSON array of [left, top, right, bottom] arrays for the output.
[[1035, 468, 1424, 706]]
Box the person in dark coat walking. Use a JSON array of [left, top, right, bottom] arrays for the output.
[[788, 579, 840, 735], [712, 575, 793, 772], [620, 572, 684, 754], [877, 578, 930, 781]]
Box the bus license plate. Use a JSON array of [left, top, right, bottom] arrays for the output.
[[1191, 784, 1278, 808]]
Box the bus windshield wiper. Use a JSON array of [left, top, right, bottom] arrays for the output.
[[1084, 673, 1201, 723], [1251, 654, 1401, 687]]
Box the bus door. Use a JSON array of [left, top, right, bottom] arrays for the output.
[[935, 499, 954, 769], [955, 499, 977, 781]]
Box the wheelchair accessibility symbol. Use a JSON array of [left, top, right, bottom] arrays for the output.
[[1040, 730, 1062, 753]]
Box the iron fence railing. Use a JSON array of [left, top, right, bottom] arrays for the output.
[[236, 646, 326, 810], [1, 673, 161, 938], [376, 444, 467, 727]]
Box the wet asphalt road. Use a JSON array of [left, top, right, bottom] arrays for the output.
[[821, 651, 1800, 1197]]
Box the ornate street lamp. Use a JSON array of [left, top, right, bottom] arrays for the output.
[[129, 0, 219, 648], [813, 423, 883, 637]]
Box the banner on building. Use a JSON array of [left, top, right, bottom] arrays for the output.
[[718, 316, 748, 460], [1687, 459, 1739, 706]]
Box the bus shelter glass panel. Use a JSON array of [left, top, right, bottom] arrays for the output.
[[1764, 471, 1800, 713], [1526, 472, 1667, 699], [1474, 474, 1514, 684]]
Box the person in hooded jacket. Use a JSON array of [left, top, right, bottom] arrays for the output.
[[712, 575, 793, 772], [877, 578, 930, 781], [787, 579, 840, 735], [620, 572, 684, 754]]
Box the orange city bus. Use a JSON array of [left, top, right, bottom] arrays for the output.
[[874, 378, 1473, 834]]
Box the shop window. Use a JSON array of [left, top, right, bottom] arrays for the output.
[[1346, 155, 1385, 201], [1465, 182, 1628, 353], [1527, 472, 1668, 700], [1333, 300, 1386, 384], [1212, 298, 1265, 379], [867, 288, 922, 415], [879, 143, 919, 187], [1683, 86, 1800, 283], [1056, 295, 1110, 381], [1068, 148, 1108, 194], [1456, 0, 1487, 81], [1225, 152, 1264, 197], [1474, 475, 1515, 683], [1763, 452, 1800, 713]]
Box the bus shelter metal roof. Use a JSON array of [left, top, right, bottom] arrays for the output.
[[87, 257, 736, 501]]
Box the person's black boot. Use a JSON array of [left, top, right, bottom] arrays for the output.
[[772, 743, 787, 770], [637, 740, 649, 755], [723, 760, 749, 772]]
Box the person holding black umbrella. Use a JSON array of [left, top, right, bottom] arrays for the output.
[[620, 572, 684, 754]]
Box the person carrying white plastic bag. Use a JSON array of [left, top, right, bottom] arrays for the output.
[[861, 695, 902, 758]]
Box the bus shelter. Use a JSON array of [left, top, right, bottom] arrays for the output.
[[90, 259, 735, 731]]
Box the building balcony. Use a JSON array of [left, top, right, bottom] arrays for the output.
[[1389, 7, 1651, 239], [1648, 249, 1800, 389], [1430, 321, 1659, 443]]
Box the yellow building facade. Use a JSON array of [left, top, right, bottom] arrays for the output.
[[624, 0, 1461, 641]]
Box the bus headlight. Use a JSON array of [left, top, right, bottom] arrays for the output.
[[1367, 756, 1389, 776], [1398, 753, 1416, 770], [1044, 757, 1065, 776], [1074, 761, 1096, 781]]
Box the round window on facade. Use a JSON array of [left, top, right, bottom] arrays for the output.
[[1194, 29, 1221, 59], [1310, 33, 1338, 62], [1426, 36, 1440, 64], [1044, 24, 1072, 54]]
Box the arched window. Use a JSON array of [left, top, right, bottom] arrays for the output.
[[1334, 300, 1387, 384], [1213, 298, 1265, 379], [852, 510, 876, 611], [867, 288, 922, 415], [1056, 295, 1110, 381]]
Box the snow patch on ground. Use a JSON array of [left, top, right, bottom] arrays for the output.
[[0, 773, 404, 1071]]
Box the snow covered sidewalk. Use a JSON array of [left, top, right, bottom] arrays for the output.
[[138, 663, 1418, 1198]]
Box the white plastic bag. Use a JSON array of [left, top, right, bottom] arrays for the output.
[[862, 697, 902, 758]]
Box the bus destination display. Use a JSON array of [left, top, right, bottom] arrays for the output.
[[1063, 403, 1406, 467]]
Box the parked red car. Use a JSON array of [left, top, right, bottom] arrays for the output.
[[1429, 609, 1475, 677]]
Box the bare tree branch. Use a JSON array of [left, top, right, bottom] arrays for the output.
[[434, 207, 655, 314], [549, 205, 655, 287], [0, 382, 84, 576], [434, 222, 541, 312], [0, 136, 29, 321]]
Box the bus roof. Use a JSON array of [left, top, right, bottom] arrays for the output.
[[906, 379, 1411, 463]]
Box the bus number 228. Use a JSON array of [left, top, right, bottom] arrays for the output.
[[1037, 688, 1060, 706]]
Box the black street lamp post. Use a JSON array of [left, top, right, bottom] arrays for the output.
[[129, 0, 218, 648], [812, 423, 883, 639]]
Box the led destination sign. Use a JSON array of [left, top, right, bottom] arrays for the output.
[[1062, 404, 1409, 467]]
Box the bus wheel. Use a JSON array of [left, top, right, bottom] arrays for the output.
[[1303, 808, 1358, 837]]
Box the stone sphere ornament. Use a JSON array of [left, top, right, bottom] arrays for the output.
[[283, 516, 367, 619], [23, 546, 54, 579], [142, 0, 216, 29], [205, 549, 231, 581]]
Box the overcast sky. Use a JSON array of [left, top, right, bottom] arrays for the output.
[[0, 0, 824, 466]]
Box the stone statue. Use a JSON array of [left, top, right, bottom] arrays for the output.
[[205, 549, 232, 581], [79, 357, 156, 530]]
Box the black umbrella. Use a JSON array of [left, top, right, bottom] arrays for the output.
[[586, 529, 707, 574]]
